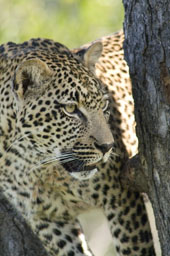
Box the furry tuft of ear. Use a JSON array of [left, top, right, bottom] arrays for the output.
[[83, 42, 103, 72], [13, 58, 52, 100], [74, 42, 103, 73]]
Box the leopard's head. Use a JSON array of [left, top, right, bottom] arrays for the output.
[[13, 41, 114, 180]]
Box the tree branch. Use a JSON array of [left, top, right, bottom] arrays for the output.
[[0, 192, 48, 256]]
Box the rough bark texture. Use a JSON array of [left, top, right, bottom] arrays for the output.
[[0, 193, 48, 256], [121, 154, 149, 193], [123, 0, 170, 255]]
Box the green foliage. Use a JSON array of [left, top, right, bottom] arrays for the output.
[[0, 0, 123, 48]]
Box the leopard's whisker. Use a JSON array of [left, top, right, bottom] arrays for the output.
[[28, 155, 77, 174], [41, 157, 76, 166], [6, 133, 32, 153], [40, 154, 76, 164], [110, 151, 119, 157]]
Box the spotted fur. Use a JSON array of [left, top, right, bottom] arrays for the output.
[[0, 32, 155, 255]]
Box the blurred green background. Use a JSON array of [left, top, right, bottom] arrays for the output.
[[0, 0, 124, 48]]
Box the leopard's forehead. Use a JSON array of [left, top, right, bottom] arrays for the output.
[[45, 55, 104, 109], [0, 38, 104, 108]]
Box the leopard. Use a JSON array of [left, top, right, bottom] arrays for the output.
[[0, 31, 156, 256]]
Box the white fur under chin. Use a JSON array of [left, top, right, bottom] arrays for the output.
[[70, 168, 98, 180]]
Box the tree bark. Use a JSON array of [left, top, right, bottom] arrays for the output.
[[0, 192, 48, 256], [123, 0, 170, 255]]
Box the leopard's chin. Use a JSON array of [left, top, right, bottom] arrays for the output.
[[70, 168, 98, 180]]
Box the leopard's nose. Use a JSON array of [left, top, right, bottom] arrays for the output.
[[94, 142, 113, 155]]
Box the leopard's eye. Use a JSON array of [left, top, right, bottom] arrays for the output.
[[64, 104, 77, 114], [63, 104, 86, 121], [101, 99, 109, 112]]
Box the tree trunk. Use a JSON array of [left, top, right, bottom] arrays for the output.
[[123, 0, 170, 255]]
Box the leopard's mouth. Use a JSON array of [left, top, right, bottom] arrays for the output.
[[62, 160, 97, 173]]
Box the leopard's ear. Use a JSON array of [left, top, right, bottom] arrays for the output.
[[75, 42, 103, 73], [13, 58, 52, 100]]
